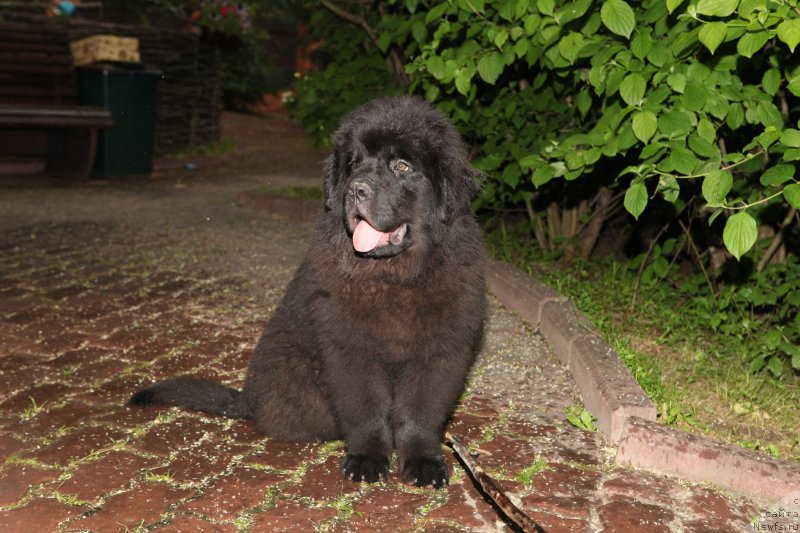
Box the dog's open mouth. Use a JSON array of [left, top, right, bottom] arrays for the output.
[[352, 217, 408, 253]]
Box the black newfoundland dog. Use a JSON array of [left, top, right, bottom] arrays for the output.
[[129, 96, 486, 488]]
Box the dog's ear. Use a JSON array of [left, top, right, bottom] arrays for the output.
[[438, 159, 484, 222], [322, 154, 338, 211]]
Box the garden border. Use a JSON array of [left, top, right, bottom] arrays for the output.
[[487, 259, 800, 506]]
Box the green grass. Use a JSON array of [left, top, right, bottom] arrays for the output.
[[486, 225, 800, 462]]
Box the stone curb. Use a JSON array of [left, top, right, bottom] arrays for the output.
[[486, 259, 800, 506]]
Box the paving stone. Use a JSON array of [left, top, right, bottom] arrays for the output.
[[158, 515, 237, 532], [251, 499, 337, 531], [521, 494, 596, 521], [73, 374, 152, 405], [147, 434, 250, 485], [67, 482, 192, 531], [598, 498, 675, 532], [180, 466, 285, 518], [528, 463, 603, 498], [6, 400, 108, 439], [426, 479, 505, 531], [281, 454, 359, 501], [0, 497, 84, 532], [0, 434, 26, 461], [526, 512, 591, 533], [0, 382, 82, 413], [0, 463, 60, 506], [349, 486, 430, 530], [131, 417, 223, 457], [58, 451, 161, 502], [601, 468, 678, 507], [44, 345, 113, 366], [23, 425, 128, 466], [245, 439, 317, 472]]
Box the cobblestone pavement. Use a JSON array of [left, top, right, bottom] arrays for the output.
[[0, 114, 765, 531]]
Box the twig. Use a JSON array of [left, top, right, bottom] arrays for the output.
[[445, 432, 545, 533], [319, 0, 409, 84], [756, 207, 796, 273], [631, 222, 671, 310], [678, 219, 717, 298]]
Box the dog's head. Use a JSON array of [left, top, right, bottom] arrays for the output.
[[322, 96, 482, 259]]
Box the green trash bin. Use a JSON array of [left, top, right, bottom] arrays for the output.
[[76, 62, 162, 178]]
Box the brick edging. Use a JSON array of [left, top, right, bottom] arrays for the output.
[[487, 259, 800, 505]]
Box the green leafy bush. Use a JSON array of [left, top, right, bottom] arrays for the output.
[[294, 0, 799, 375]]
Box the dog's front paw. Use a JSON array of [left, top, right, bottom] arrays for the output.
[[401, 456, 448, 488], [340, 453, 389, 483]]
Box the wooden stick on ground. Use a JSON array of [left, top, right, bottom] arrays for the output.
[[445, 432, 546, 533]]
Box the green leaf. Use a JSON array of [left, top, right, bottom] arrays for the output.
[[723, 211, 757, 260], [702, 169, 733, 204], [558, 32, 585, 64], [523, 14, 540, 35], [762, 68, 781, 96], [688, 135, 717, 157], [789, 77, 800, 98], [669, 146, 698, 175], [760, 164, 795, 187], [531, 165, 556, 187], [784, 148, 800, 162], [411, 20, 427, 42], [737, 31, 769, 58], [767, 356, 783, 378], [659, 176, 680, 203], [426, 56, 445, 79], [498, 0, 517, 21], [667, 72, 686, 94], [601, 0, 636, 39], [537, 0, 554, 16], [658, 110, 693, 138], [784, 183, 800, 208], [619, 73, 646, 105], [681, 82, 708, 113], [494, 31, 509, 49], [777, 19, 800, 53], [696, 0, 738, 17], [666, 0, 684, 14], [477, 53, 504, 84], [425, 3, 449, 23], [727, 103, 744, 130], [455, 68, 473, 95], [632, 110, 658, 142], [624, 182, 648, 220], [699, 22, 727, 54], [631, 31, 653, 59], [781, 129, 800, 148], [697, 118, 717, 143]]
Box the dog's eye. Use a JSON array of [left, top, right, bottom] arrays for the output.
[[393, 160, 412, 173]]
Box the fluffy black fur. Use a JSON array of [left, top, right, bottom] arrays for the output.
[[129, 96, 487, 488]]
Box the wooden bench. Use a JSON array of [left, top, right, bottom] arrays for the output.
[[0, 20, 113, 179], [0, 105, 113, 178]]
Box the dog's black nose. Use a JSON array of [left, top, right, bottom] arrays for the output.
[[348, 181, 372, 203]]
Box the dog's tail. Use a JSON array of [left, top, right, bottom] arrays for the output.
[[127, 377, 249, 419]]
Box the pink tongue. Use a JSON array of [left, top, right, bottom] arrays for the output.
[[353, 219, 387, 252]]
